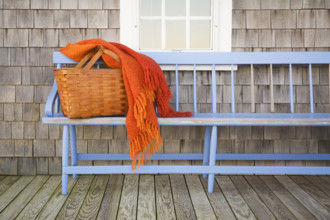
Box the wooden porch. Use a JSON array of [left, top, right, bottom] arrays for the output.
[[0, 174, 329, 219]]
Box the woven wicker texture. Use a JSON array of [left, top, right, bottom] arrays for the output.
[[54, 46, 128, 118]]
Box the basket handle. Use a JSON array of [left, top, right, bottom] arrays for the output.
[[75, 46, 100, 69], [77, 46, 121, 74], [81, 46, 105, 73]]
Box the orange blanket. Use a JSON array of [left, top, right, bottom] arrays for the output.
[[59, 39, 192, 169]]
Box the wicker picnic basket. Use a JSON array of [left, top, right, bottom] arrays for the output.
[[54, 46, 128, 118]]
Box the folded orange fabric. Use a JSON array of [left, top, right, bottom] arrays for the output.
[[59, 39, 193, 169]]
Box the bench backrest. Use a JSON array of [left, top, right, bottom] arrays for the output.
[[53, 51, 330, 115]]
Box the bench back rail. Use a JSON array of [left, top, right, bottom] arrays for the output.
[[49, 52, 330, 118]]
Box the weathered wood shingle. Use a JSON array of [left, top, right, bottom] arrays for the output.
[[59, 29, 83, 47], [31, 0, 49, 9], [70, 10, 88, 28], [247, 10, 271, 29], [16, 86, 34, 103], [61, 0, 78, 9], [272, 10, 297, 29], [297, 10, 315, 28], [233, 0, 261, 9], [43, 29, 58, 47], [103, 0, 120, 9], [0, 86, 15, 102], [22, 104, 39, 121], [17, 10, 33, 28], [54, 10, 70, 28], [34, 10, 54, 28], [79, 0, 102, 9], [261, 0, 290, 9], [88, 10, 108, 28], [3, 0, 29, 9], [4, 29, 28, 47], [303, 0, 325, 9]]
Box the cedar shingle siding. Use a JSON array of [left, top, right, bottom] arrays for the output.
[[0, 0, 329, 174]]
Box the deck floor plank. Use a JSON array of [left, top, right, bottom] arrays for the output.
[[155, 175, 176, 220], [260, 175, 317, 220], [170, 174, 197, 220], [16, 175, 61, 220], [230, 176, 276, 220], [0, 174, 328, 219], [97, 175, 124, 220], [245, 176, 298, 220], [275, 175, 330, 220], [77, 175, 109, 220], [56, 175, 94, 220], [137, 175, 156, 220], [200, 176, 236, 220], [185, 175, 217, 220], [0, 175, 49, 219], [0, 176, 34, 213], [117, 174, 139, 220], [320, 175, 330, 183], [290, 176, 330, 211], [0, 176, 20, 195], [216, 175, 257, 220], [0, 176, 6, 183], [304, 175, 330, 197], [36, 177, 77, 220]]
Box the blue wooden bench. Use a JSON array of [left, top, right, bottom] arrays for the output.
[[43, 51, 330, 195]]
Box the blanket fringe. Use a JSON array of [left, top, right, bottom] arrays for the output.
[[131, 120, 162, 170], [133, 85, 155, 130], [131, 84, 161, 170]]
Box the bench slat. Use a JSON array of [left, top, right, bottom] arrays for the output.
[[54, 51, 330, 65], [43, 113, 330, 126], [75, 153, 330, 161], [63, 165, 330, 175]]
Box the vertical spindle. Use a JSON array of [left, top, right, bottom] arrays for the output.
[[309, 64, 314, 113], [212, 64, 217, 113], [231, 64, 235, 113], [270, 64, 274, 113], [289, 64, 294, 113], [175, 64, 179, 111], [193, 64, 197, 113], [250, 64, 255, 113]]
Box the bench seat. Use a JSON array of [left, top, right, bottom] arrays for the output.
[[43, 113, 330, 126]]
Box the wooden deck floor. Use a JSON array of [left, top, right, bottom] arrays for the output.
[[0, 175, 329, 219]]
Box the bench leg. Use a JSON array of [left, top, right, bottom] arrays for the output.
[[208, 126, 218, 193], [70, 125, 78, 179], [62, 125, 69, 195], [203, 126, 211, 178]]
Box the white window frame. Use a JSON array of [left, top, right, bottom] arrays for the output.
[[120, 0, 232, 52]]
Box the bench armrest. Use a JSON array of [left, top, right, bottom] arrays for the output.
[[45, 79, 59, 117]]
